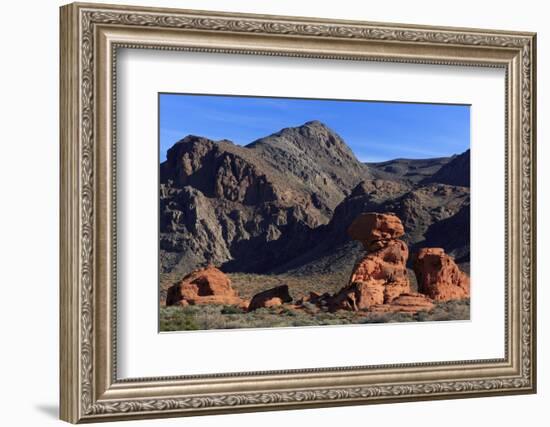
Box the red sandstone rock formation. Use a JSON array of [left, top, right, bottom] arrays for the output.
[[329, 281, 384, 311], [165, 265, 244, 306], [369, 293, 435, 313], [413, 248, 470, 301], [347, 212, 405, 250], [330, 213, 411, 311], [248, 285, 293, 312]]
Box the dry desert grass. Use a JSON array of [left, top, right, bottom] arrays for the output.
[[159, 298, 470, 331]]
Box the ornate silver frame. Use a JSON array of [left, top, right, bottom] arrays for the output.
[[60, 2, 537, 423]]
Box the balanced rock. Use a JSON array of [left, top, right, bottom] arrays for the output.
[[330, 241, 411, 311], [165, 265, 243, 306], [248, 285, 293, 312], [330, 214, 411, 311], [347, 212, 405, 250], [413, 248, 470, 301]]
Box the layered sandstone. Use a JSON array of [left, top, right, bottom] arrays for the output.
[[413, 248, 470, 301], [330, 213, 411, 311], [369, 293, 435, 313], [165, 265, 244, 306], [347, 212, 406, 250]]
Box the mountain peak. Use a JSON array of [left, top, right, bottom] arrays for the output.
[[287, 120, 335, 135], [165, 135, 215, 162], [246, 120, 367, 170], [302, 120, 328, 128], [177, 134, 211, 143], [261, 120, 343, 147]]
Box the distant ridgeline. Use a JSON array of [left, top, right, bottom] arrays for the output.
[[159, 120, 470, 278]]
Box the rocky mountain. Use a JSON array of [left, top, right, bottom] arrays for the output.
[[160, 121, 370, 275], [248, 120, 371, 214], [160, 121, 470, 282], [367, 157, 452, 184], [269, 179, 469, 277], [422, 149, 470, 187]]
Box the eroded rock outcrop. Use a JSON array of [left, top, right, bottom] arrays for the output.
[[369, 293, 435, 313], [413, 248, 470, 301], [248, 285, 293, 312], [329, 213, 411, 311], [165, 265, 244, 306], [347, 212, 406, 250]]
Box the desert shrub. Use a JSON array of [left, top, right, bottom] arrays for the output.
[[221, 305, 243, 315], [427, 299, 470, 321], [300, 302, 318, 312], [193, 306, 227, 330], [415, 310, 430, 322], [359, 312, 414, 324], [281, 306, 297, 317], [359, 313, 390, 324], [290, 319, 316, 327], [223, 317, 259, 329], [159, 298, 471, 332], [386, 312, 414, 323], [159, 307, 201, 331]]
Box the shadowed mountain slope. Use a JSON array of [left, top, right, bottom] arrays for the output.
[[160, 121, 372, 275], [160, 121, 470, 282], [366, 157, 452, 184], [422, 149, 470, 187]]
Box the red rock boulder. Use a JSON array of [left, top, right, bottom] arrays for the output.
[[166, 265, 243, 306], [248, 285, 293, 312], [369, 293, 435, 313], [333, 243, 411, 311], [413, 248, 470, 301], [330, 214, 411, 312], [329, 281, 385, 311], [348, 212, 405, 250]]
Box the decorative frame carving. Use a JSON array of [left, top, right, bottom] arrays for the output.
[[60, 2, 536, 423]]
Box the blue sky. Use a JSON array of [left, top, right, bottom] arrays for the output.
[[159, 93, 470, 163]]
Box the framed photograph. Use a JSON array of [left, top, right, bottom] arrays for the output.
[[59, 2, 537, 423]]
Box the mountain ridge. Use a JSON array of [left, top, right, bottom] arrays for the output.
[[159, 120, 470, 283]]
